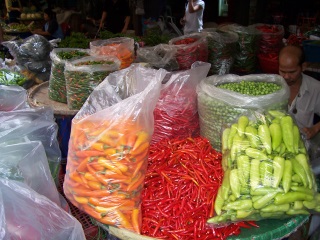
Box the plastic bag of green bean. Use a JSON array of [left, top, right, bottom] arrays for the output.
[[197, 74, 289, 152], [48, 48, 90, 103], [64, 55, 121, 110], [218, 24, 261, 74], [202, 29, 238, 76]]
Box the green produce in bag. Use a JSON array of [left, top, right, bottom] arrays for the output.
[[208, 111, 320, 225], [197, 74, 289, 152]]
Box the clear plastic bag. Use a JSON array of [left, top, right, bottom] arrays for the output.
[[0, 85, 29, 111], [169, 33, 208, 70], [0, 107, 61, 184], [0, 179, 85, 240], [197, 74, 289, 151], [64, 55, 121, 110], [0, 141, 61, 207], [151, 61, 211, 144], [90, 37, 135, 69], [208, 110, 320, 226], [48, 48, 90, 103], [135, 44, 179, 71], [64, 64, 167, 233]]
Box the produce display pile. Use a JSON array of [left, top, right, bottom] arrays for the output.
[[141, 137, 257, 239], [209, 111, 320, 224], [48, 49, 89, 103], [254, 24, 284, 55], [0, 69, 28, 86]]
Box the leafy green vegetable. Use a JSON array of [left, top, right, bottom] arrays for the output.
[[58, 32, 91, 49], [0, 69, 28, 86]]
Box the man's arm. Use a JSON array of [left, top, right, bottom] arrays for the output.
[[99, 11, 107, 29], [121, 16, 130, 33], [188, 0, 202, 13]]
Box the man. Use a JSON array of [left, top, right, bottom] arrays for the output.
[[278, 45, 320, 140], [99, 0, 131, 34], [180, 0, 205, 35]]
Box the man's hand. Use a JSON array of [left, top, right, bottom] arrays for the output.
[[302, 125, 319, 139]]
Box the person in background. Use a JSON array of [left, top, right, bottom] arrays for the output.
[[278, 45, 320, 140], [81, 0, 103, 38], [99, 0, 131, 34], [180, 0, 205, 35], [5, 0, 22, 23], [0, 25, 4, 43], [31, 8, 64, 40]]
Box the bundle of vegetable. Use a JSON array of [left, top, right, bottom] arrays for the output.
[[64, 118, 150, 233], [202, 30, 238, 75], [252, 24, 284, 55], [0, 69, 28, 86], [48, 48, 89, 103], [197, 74, 289, 152], [219, 24, 260, 74], [64, 56, 120, 110], [208, 111, 320, 225], [169, 33, 208, 70], [151, 62, 210, 145], [90, 38, 134, 69], [141, 137, 257, 239]]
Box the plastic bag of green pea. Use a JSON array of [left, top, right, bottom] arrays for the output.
[[48, 48, 90, 103], [196, 74, 289, 152], [207, 110, 320, 226], [64, 55, 121, 110]]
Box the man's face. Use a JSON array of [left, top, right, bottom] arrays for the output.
[[278, 56, 302, 86]]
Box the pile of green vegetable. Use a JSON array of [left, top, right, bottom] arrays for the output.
[[99, 30, 140, 43], [208, 111, 320, 225], [0, 69, 28, 86], [58, 32, 91, 49], [49, 49, 89, 103]]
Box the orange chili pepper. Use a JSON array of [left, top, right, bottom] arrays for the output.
[[98, 157, 123, 175], [131, 141, 149, 156], [73, 195, 89, 204], [131, 208, 141, 234]]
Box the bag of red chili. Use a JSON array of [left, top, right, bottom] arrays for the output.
[[250, 23, 284, 55], [169, 33, 208, 70], [151, 61, 210, 145]]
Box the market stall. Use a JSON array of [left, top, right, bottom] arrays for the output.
[[0, 20, 319, 240]]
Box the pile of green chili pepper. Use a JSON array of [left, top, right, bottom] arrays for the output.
[[170, 36, 208, 70], [65, 59, 117, 110], [208, 111, 320, 225], [48, 49, 89, 103], [141, 137, 258, 239], [0, 69, 28, 87]]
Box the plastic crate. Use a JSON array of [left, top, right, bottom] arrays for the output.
[[303, 40, 320, 63], [57, 170, 107, 240]]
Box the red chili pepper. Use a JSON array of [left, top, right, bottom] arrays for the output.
[[141, 137, 255, 239]]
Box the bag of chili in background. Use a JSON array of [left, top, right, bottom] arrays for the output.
[[64, 55, 121, 110], [151, 61, 210, 145], [63, 64, 167, 234], [48, 48, 90, 103], [169, 33, 208, 70], [135, 44, 179, 71], [90, 37, 135, 69], [197, 74, 289, 152], [202, 29, 238, 76], [219, 24, 260, 75], [208, 110, 320, 225]]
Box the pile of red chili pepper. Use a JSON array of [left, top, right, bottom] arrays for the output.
[[171, 36, 208, 70], [141, 137, 257, 239], [286, 34, 308, 46], [151, 84, 200, 145]]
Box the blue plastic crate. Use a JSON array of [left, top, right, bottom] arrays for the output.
[[303, 40, 320, 63]]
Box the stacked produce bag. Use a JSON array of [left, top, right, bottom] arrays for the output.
[[208, 111, 320, 224], [48, 48, 90, 103], [219, 24, 260, 74], [64, 55, 120, 110], [197, 74, 289, 152], [90, 37, 135, 69], [202, 29, 238, 75], [63, 64, 167, 233]]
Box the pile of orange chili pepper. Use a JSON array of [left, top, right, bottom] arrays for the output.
[[172, 36, 208, 70], [141, 137, 257, 239], [63, 118, 150, 233]]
